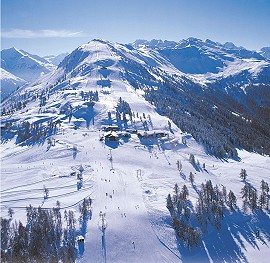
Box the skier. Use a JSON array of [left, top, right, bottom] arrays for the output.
[[132, 241, 135, 250]]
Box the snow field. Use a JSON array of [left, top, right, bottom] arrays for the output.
[[1, 39, 270, 263]]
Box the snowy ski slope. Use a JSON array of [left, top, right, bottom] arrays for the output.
[[1, 39, 270, 263]]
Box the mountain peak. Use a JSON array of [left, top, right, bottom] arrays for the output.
[[88, 38, 112, 45], [1, 47, 26, 57], [186, 37, 203, 43], [223, 42, 239, 50], [1, 47, 55, 82]]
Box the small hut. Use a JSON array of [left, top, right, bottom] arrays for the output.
[[104, 131, 119, 141], [77, 235, 85, 243], [103, 125, 120, 132], [137, 130, 168, 138]]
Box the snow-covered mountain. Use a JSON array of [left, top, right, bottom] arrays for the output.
[[1, 48, 57, 100], [132, 38, 270, 121], [0, 68, 27, 100], [43, 52, 69, 66], [131, 37, 267, 77], [1, 47, 55, 82], [1, 39, 270, 263], [260, 47, 270, 60]]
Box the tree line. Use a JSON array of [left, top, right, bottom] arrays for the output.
[[1, 198, 92, 263], [166, 170, 269, 249]]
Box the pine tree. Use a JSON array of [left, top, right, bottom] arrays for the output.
[[189, 154, 195, 164], [250, 190, 257, 210], [259, 180, 269, 209], [205, 180, 214, 204], [1, 218, 11, 254], [12, 221, 29, 262], [189, 172, 194, 184], [176, 160, 182, 171], [176, 199, 183, 214], [108, 111, 112, 120], [241, 184, 249, 212], [241, 184, 249, 201], [66, 241, 76, 263], [8, 208, 14, 218], [222, 186, 227, 203], [181, 185, 189, 201], [173, 183, 179, 205], [228, 190, 236, 211], [166, 194, 174, 211], [240, 169, 247, 181]]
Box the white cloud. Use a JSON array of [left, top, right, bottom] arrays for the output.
[[2, 29, 86, 38]]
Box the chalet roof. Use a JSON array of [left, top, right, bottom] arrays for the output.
[[77, 235, 85, 241], [137, 130, 168, 137], [102, 125, 120, 131], [104, 131, 118, 138]]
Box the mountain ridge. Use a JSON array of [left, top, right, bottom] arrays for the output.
[[0, 68, 27, 101], [0, 48, 59, 99], [2, 38, 270, 157], [1, 47, 55, 82]]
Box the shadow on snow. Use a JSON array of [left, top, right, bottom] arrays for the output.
[[171, 208, 270, 262]]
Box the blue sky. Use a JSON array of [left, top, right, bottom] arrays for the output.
[[1, 0, 270, 55]]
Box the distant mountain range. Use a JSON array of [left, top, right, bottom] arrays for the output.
[[1, 39, 269, 101], [130, 38, 270, 113], [132, 38, 270, 61], [43, 53, 69, 66], [0, 48, 69, 100]]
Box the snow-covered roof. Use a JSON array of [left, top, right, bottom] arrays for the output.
[[77, 235, 85, 241], [102, 125, 120, 131], [104, 131, 118, 138], [137, 130, 168, 137]]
